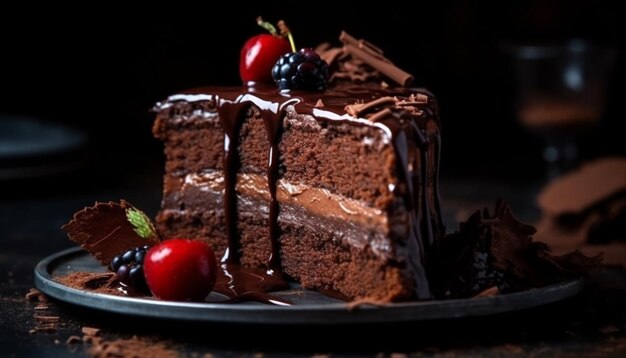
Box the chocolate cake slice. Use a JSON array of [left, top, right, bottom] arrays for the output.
[[153, 83, 444, 302]]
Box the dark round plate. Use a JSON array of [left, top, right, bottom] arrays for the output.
[[35, 247, 584, 325]]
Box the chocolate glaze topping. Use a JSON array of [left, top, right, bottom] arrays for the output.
[[157, 83, 444, 300], [214, 264, 291, 305]]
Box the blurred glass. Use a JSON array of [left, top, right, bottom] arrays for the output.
[[509, 40, 615, 179]]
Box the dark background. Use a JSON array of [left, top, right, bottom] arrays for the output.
[[2, 5, 626, 356], [1, 1, 623, 193]]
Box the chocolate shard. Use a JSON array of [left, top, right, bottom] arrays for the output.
[[536, 250, 604, 277], [62, 200, 159, 266], [431, 199, 601, 298], [489, 199, 537, 278]]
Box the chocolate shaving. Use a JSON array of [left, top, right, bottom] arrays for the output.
[[315, 34, 384, 84], [29, 326, 56, 334], [35, 315, 60, 323], [26, 288, 44, 301], [339, 32, 387, 61], [339, 31, 413, 86], [26, 287, 60, 336], [344, 95, 428, 122], [82, 326, 101, 337], [345, 97, 396, 117], [408, 93, 429, 104], [84, 335, 180, 358], [320, 48, 380, 83], [316, 42, 345, 67], [473, 286, 500, 298], [66, 335, 82, 344], [368, 108, 394, 123]]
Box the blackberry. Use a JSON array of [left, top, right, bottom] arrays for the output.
[[271, 48, 328, 91], [110, 245, 150, 291]]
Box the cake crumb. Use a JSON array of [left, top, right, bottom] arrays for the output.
[[66, 335, 82, 344], [85, 335, 180, 358], [26, 288, 45, 301], [82, 326, 101, 337], [35, 315, 60, 323], [27, 288, 58, 335], [30, 325, 57, 333]]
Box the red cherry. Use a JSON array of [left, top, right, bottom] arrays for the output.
[[144, 239, 217, 301], [239, 34, 291, 84]]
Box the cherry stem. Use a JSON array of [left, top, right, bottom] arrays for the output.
[[256, 16, 277, 36], [278, 20, 296, 52]]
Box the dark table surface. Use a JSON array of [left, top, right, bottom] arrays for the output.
[[2, 163, 626, 358]]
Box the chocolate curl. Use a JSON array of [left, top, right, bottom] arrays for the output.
[[339, 31, 414, 86], [345, 96, 396, 117], [368, 108, 394, 122], [339, 31, 386, 59], [396, 94, 428, 116], [315, 43, 343, 64]]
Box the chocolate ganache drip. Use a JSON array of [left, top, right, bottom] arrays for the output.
[[217, 95, 298, 275]]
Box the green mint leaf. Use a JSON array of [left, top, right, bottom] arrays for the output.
[[125, 208, 157, 239]]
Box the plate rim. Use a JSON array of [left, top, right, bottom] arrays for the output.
[[34, 247, 584, 324]]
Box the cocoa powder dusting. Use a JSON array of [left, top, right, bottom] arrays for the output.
[[78, 325, 181, 358], [87, 335, 180, 358], [56, 272, 124, 296]]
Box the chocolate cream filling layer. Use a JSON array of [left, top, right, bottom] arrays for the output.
[[162, 170, 396, 257], [184, 171, 386, 229]]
